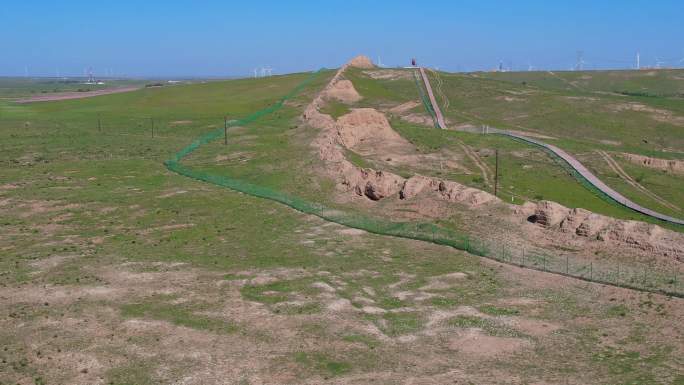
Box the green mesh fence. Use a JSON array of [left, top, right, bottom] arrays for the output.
[[164, 69, 682, 298]]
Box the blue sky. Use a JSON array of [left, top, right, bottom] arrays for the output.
[[2, 0, 683, 77]]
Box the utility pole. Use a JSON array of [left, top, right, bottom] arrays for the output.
[[494, 149, 499, 197], [224, 116, 228, 145]]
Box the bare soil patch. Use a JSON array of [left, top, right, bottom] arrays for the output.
[[14, 86, 141, 103], [447, 329, 531, 356], [401, 112, 435, 126], [363, 69, 413, 80], [609, 102, 684, 126], [169, 120, 193, 126], [621, 152, 684, 174], [388, 100, 421, 114], [322, 79, 361, 103]]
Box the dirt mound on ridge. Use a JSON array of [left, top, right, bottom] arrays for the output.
[[521, 201, 684, 258], [399, 176, 496, 207], [323, 79, 361, 103], [622, 153, 684, 174], [337, 108, 410, 149], [348, 55, 375, 69]]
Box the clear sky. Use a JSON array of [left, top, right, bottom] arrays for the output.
[[2, 0, 683, 77]]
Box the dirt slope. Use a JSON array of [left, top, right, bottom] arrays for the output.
[[622, 152, 684, 174]]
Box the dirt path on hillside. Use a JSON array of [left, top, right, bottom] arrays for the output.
[[458, 142, 492, 187], [14, 86, 142, 103], [597, 150, 679, 212]]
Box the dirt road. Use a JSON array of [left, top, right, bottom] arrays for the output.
[[14, 86, 141, 103]]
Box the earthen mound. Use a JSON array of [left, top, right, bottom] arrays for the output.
[[622, 153, 684, 174], [528, 201, 570, 228], [323, 79, 361, 103], [337, 108, 408, 149], [348, 55, 375, 69], [526, 201, 684, 257]]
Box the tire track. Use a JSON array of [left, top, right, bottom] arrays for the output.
[[597, 150, 679, 212]]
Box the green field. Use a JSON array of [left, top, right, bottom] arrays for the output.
[[1, 70, 683, 384]]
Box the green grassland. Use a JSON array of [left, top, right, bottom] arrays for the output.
[[0, 72, 683, 384], [437, 69, 684, 156], [431, 69, 684, 220], [481, 69, 684, 98]]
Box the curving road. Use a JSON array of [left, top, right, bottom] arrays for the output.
[[418, 67, 684, 226]]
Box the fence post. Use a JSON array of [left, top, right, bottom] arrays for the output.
[[590, 262, 593, 281], [494, 149, 499, 197], [224, 116, 228, 145], [542, 256, 546, 271], [643, 267, 647, 287], [616, 264, 620, 285], [151, 117, 155, 138], [566, 256, 569, 274], [521, 248, 525, 267], [98, 115, 101, 132], [674, 273, 677, 292]]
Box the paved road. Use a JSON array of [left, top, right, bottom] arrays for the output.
[[418, 68, 684, 226], [418, 67, 447, 129]]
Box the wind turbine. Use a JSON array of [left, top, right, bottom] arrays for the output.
[[575, 51, 585, 71], [636, 51, 640, 70]]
